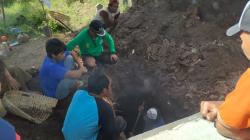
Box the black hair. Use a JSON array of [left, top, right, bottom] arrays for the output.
[[45, 38, 66, 58], [0, 59, 6, 82], [88, 73, 110, 95]]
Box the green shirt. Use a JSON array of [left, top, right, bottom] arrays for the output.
[[67, 28, 116, 57]]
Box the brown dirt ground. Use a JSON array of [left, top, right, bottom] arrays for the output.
[[3, 0, 250, 139]]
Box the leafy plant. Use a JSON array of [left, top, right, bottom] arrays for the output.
[[47, 19, 60, 32], [0, 28, 8, 35], [19, 24, 38, 35]]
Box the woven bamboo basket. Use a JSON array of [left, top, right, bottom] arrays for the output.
[[2, 90, 58, 124]]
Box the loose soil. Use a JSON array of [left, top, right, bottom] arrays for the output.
[[3, 0, 250, 139]]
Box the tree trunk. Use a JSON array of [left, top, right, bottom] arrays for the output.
[[1, 0, 6, 27]]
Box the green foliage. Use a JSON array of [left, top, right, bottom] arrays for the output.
[[29, 12, 44, 27], [47, 19, 64, 32], [0, 0, 131, 35], [65, 0, 106, 5], [4, 0, 35, 5], [65, 0, 79, 5], [0, 0, 45, 35], [0, 28, 8, 35], [19, 24, 38, 34]]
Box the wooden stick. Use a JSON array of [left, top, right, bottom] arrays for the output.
[[39, 0, 47, 23], [131, 101, 145, 134]]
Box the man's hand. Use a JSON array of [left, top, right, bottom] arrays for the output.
[[200, 101, 219, 122], [138, 104, 144, 113], [79, 65, 88, 74], [76, 57, 84, 66], [9, 78, 21, 90], [5, 70, 21, 90], [77, 57, 87, 73], [110, 54, 118, 62]]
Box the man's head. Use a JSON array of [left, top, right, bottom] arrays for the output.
[[87, 73, 112, 97], [108, 0, 119, 13], [146, 108, 158, 120], [240, 32, 250, 60], [46, 38, 66, 61], [226, 1, 250, 60], [89, 20, 106, 37]]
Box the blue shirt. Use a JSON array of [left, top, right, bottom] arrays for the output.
[[143, 116, 165, 132], [39, 52, 69, 98], [62, 90, 99, 140], [0, 118, 16, 140]]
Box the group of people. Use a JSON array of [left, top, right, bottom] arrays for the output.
[[2, 0, 250, 140], [0, 0, 127, 140], [40, 0, 121, 100], [60, 1, 127, 139], [39, 0, 126, 139]]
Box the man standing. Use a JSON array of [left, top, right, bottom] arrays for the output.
[[200, 1, 250, 139], [67, 20, 118, 69], [62, 73, 126, 140], [39, 38, 87, 99]]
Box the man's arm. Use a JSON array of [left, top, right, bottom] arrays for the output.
[[215, 113, 250, 140], [201, 101, 250, 139], [104, 33, 116, 54], [113, 12, 120, 26], [70, 50, 84, 68], [104, 33, 118, 62], [65, 63, 87, 79], [67, 31, 85, 51], [100, 11, 114, 27], [114, 12, 120, 20], [4, 69, 20, 90]]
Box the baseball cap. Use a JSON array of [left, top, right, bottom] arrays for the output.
[[226, 1, 250, 36], [147, 108, 158, 120], [89, 20, 106, 37]]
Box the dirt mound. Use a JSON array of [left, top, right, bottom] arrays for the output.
[[106, 0, 250, 135]]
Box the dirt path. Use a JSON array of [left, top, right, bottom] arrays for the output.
[[3, 37, 47, 69]]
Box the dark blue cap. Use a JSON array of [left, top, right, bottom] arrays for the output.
[[89, 20, 106, 36]]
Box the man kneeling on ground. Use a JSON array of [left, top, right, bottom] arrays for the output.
[[95, 0, 120, 32], [67, 20, 118, 69], [200, 1, 250, 139], [0, 61, 21, 140], [62, 73, 127, 140], [0, 59, 32, 95], [39, 38, 87, 99]]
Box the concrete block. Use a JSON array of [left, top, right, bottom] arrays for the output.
[[129, 113, 231, 140]]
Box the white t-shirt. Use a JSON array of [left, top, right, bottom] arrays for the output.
[[95, 7, 120, 24]]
